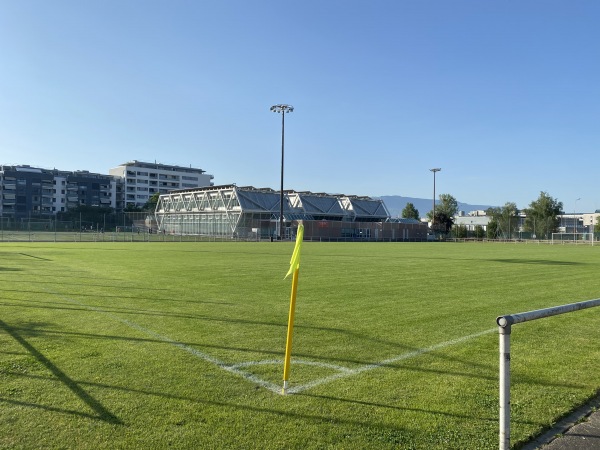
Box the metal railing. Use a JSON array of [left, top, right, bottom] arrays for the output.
[[496, 298, 600, 450]]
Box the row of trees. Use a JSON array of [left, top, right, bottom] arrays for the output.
[[485, 192, 564, 239], [400, 191, 593, 239]]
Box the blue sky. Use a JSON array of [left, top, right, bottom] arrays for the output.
[[1, 1, 598, 213]]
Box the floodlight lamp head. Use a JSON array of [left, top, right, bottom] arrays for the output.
[[270, 104, 294, 114], [430, 168, 441, 173]]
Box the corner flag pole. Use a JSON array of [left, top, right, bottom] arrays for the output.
[[282, 224, 304, 395]]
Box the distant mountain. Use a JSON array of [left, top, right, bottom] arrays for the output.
[[376, 196, 495, 219]]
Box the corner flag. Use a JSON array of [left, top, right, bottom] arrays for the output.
[[285, 225, 304, 279], [282, 224, 304, 394]]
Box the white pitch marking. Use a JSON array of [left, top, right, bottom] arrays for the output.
[[285, 328, 497, 394], [46, 290, 496, 396]]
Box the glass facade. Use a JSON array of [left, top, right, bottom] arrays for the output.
[[155, 185, 428, 241]]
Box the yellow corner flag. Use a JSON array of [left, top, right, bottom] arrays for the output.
[[285, 224, 304, 279], [282, 224, 304, 394]]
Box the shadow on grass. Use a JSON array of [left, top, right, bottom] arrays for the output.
[[3, 365, 417, 439], [4, 320, 583, 394], [5, 275, 173, 291], [488, 258, 583, 266], [299, 392, 512, 424], [18, 253, 53, 261], [0, 397, 120, 423], [0, 319, 123, 425]]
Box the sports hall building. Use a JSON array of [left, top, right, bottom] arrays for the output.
[[154, 185, 427, 241]]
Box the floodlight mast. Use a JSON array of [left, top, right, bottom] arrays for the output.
[[574, 197, 580, 241], [430, 168, 441, 232], [271, 104, 294, 240]]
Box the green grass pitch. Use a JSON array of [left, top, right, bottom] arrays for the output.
[[1, 241, 599, 449]]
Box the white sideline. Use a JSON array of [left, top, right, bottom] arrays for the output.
[[47, 291, 495, 395]]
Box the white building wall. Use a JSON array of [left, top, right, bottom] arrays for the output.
[[52, 175, 67, 213], [109, 161, 214, 209], [582, 213, 600, 229]]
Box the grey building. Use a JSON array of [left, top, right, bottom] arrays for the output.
[[0, 165, 117, 219]]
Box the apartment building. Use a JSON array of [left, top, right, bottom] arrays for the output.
[[0, 165, 118, 219], [0, 161, 213, 218], [108, 160, 214, 209]]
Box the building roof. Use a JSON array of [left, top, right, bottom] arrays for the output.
[[156, 184, 391, 221]]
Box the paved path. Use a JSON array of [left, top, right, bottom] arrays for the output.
[[521, 395, 600, 450], [539, 409, 600, 449]]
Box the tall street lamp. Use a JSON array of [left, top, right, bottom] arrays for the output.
[[430, 168, 441, 231], [271, 104, 294, 240], [574, 197, 581, 241]]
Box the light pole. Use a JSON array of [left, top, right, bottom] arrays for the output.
[[430, 168, 441, 232], [574, 198, 581, 241], [271, 104, 294, 240]]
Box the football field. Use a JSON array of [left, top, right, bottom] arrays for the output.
[[1, 241, 599, 449]]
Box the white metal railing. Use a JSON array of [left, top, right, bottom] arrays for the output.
[[496, 298, 600, 450]]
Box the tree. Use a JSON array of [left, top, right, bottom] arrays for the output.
[[523, 192, 563, 239], [143, 192, 161, 211], [474, 225, 485, 239], [486, 202, 519, 239], [454, 224, 468, 238], [56, 205, 116, 231], [486, 220, 499, 239], [124, 204, 143, 212], [401, 202, 420, 220], [426, 194, 458, 234], [437, 194, 459, 217]]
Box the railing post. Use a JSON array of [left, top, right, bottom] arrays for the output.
[[499, 322, 511, 450], [496, 298, 600, 450]]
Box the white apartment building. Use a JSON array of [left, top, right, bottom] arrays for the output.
[[109, 160, 214, 209]]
